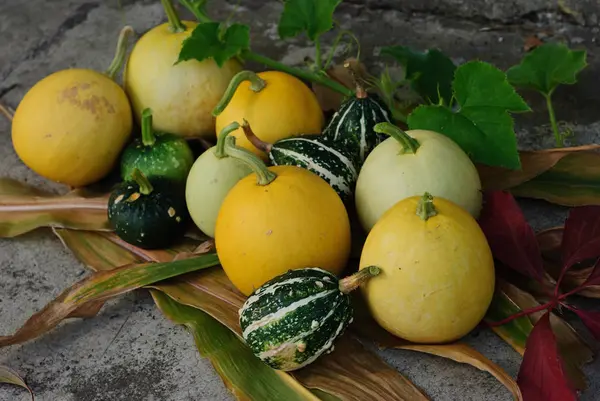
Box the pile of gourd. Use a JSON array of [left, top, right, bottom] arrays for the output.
[[10, 19, 496, 372]]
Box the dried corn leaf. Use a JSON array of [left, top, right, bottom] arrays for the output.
[[477, 145, 600, 206], [151, 290, 322, 401], [0, 178, 110, 237], [0, 253, 219, 348], [0, 365, 34, 400], [350, 296, 522, 400], [151, 269, 429, 401], [312, 58, 366, 112]]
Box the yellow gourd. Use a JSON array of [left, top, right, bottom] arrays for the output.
[[11, 26, 134, 187], [213, 70, 325, 160], [123, 2, 242, 138], [359, 193, 495, 343], [214, 131, 351, 296]]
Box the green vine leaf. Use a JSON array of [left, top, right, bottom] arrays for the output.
[[380, 46, 456, 105], [278, 0, 342, 41], [408, 61, 531, 169], [506, 42, 587, 96], [177, 22, 249, 67]]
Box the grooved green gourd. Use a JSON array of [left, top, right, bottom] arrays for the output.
[[239, 266, 380, 371]]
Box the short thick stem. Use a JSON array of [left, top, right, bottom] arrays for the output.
[[132, 169, 154, 195], [416, 192, 437, 221], [212, 70, 266, 117], [242, 119, 272, 153], [373, 122, 420, 154], [241, 50, 355, 98], [344, 62, 367, 99], [141, 108, 156, 147], [213, 121, 241, 158], [339, 266, 381, 294], [105, 25, 135, 79], [160, 0, 186, 33], [223, 139, 277, 186]]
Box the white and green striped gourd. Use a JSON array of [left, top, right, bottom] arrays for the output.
[[239, 266, 380, 371], [241, 121, 358, 200]]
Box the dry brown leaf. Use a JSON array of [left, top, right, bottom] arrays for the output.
[[0, 102, 13, 121], [477, 145, 600, 192], [0, 365, 34, 400], [152, 269, 429, 401], [523, 35, 543, 52], [65, 300, 105, 319], [0, 253, 219, 348], [311, 58, 366, 112], [0, 179, 110, 237]]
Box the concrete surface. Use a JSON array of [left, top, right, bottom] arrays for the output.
[[1, 0, 600, 400]]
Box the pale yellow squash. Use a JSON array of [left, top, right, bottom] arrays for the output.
[[359, 193, 495, 343]]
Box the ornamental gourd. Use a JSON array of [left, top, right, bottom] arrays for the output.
[[355, 122, 482, 233], [214, 140, 352, 296], [11, 26, 134, 187], [321, 69, 392, 166], [241, 120, 357, 200], [120, 108, 194, 185], [213, 70, 325, 160], [239, 266, 380, 371], [107, 169, 188, 249], [123, 1, 241, 138], [359, 192, 495, 343], [185, 122, 253, 238]]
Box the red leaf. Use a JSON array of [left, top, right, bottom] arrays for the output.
[[561, 206, 600, 267], [478, 191, 545, 282], [568, 306, 600, 341], [517, 312, 577, 401]]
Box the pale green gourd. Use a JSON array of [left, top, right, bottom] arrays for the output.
[[185, 122, 253, 237]]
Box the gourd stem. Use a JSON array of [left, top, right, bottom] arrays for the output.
[[374, 122, 420, 154], [416, 192, 437, 221], [141, 108, 156, 147], [223, 135, 277, 186], [160, 0, 186, 33], [212, 71, 267, 117], [213, 121, 241, 158], [132, 169, 154, 195], [344, 61, 367, 99], [105, 25, 135, 79], [339, 266, 381, 294], [242, 119, 272, 153]]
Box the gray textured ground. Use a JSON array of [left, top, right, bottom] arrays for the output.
[[1, 0, 600, 400]]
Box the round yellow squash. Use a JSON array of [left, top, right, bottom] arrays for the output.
[[359, 192, 495, 343], [123, 21, 242, 138], [12, 26, 134, 187], [214, 143, 351, 296], [214, 70, 325, 159]]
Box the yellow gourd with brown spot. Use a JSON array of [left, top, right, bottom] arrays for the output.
[[11, 27, 134, 187]]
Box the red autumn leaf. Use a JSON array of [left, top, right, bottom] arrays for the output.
[[567, 306, 600, 341], [478, 191, 545, 282], [517, 312, 577, 401], [561, 206, 600, 267]]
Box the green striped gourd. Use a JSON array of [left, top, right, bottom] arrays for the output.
[[238, 266, 380, 371], [322, 84, 392, 166], [242, 121, 358, 200]]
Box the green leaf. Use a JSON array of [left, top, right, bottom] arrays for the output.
[[278, 0, 341, 41], [484, 290, 534, 355], [506, 42, 587, 95], [408, 61, 531, 169], [380, 46, 456, 104], [150, 290, 322, 401], [0, 365, 34, 400], [177, 22, 249, 67]]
